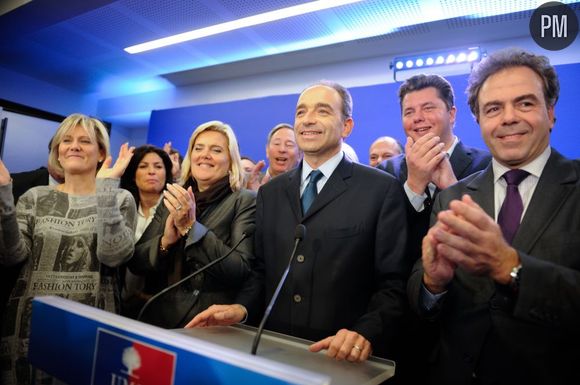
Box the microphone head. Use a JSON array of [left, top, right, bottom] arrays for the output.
[[243, 224, 256, 237], [294, 224, 306, 240]]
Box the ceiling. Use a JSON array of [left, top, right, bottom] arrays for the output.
[[1, 0, 578, 127]]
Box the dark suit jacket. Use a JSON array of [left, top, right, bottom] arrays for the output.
[[408, 149, 580, 385], [238, 156, 409, 356], [378, 141, 491, 263], [128, 189, 256, 328]]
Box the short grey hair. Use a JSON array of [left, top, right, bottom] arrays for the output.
[[303, 80, 353, 121]]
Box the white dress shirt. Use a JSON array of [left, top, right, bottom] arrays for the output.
[[300, 149, 344, 196]]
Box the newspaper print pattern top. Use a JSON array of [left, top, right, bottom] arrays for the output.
[[0, 178, 136, 385]]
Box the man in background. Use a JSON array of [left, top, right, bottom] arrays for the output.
[[163, 141, 183, 182], [245, 123, 301, 190], [369, 136, 403, 167], [377, 74, 491, 383], [378, 74, 490, 262], [240, 156, 257, 175]]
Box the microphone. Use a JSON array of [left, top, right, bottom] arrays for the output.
[[251, 224, 306, 355], [137, 224, 256, 326]]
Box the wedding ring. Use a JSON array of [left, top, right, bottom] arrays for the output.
[[352, 345, 362, 352], [176, 204, 182, 211]]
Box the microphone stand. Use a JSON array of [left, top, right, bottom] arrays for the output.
[[137, 227, 254, 326]]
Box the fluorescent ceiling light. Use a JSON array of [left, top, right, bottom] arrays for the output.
[[125, 0, 363, 54]]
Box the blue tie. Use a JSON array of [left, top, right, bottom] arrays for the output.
[[301, 170, 323, 214]]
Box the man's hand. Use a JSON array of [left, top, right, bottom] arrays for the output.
[[405, 134, 446, 195], [309, 329, 372, 363], [432, 195, 519, 284], [422, 221, 457, 293], [432, 154, 457, 190], [185, 304, 247, 328], [245, 160, 268, 191]]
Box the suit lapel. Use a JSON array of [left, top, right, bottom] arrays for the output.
[[301, 158, 351, 221], [512, 150, 578, 252], [400, 158, 409, 182], [284, 167, 303, 222], [450, 142, 474, 179], [456, 165, 496, 299], [464, 164, 495, 218]]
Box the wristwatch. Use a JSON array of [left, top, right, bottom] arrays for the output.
[[509, 263, 523, 291]]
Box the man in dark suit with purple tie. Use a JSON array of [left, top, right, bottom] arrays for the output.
[[408, 48, 580, 385]]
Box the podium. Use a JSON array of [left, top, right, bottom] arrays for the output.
[[176, 325, 394, 384], [28, 296, 395, 384]]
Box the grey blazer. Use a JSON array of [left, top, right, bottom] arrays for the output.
[[408, 149, 580, 385], [128, 189, 256, 328]]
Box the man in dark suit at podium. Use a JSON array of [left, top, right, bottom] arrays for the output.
[[408, 48, 580, 384], [188, 81, 408, 364]]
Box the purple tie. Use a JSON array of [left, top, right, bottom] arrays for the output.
[[497, 169, 529, 244]]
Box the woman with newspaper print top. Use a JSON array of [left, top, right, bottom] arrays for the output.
[[0, 113, 136, 385]]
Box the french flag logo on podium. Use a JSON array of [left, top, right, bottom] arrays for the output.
[[91, 328, 176, 385]]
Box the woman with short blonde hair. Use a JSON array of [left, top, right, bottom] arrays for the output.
[[0, 113, 136, 384]]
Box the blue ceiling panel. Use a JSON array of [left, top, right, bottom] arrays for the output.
[[65, 3, 153, 48], [26, 24, 114, 62], [216, 0, 312, 19], [333, 0, 423, 30], [118, 0, 221, 38], [245, 13, 333, 48]]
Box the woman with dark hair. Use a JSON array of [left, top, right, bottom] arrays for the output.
[[128, 121, 256, 328], [119, 145, 173, 317]]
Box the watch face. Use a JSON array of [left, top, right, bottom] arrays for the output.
[[509, 264, 522, 289], [510, 264, 522, 278]]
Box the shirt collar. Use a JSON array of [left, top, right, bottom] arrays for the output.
[[446, 136, 459, 156], [492, 145, 551, 183], [301, 149, 345, 183], [137, 195, 163, 218]]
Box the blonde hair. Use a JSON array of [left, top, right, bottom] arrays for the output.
[[48, 113, 110, 176], [180, 121, 243, 191]]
